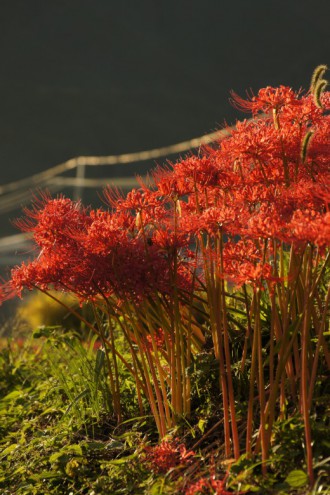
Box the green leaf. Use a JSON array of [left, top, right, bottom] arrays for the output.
[[108, 453, 136, 465], [40, 406, 64, 416], [63, 388, 89, 415], [49, 451, 67, 464], [49, 444, 83, 464], [66, 444, 83, 456], [197, 418, 206, 433], [2, 390, 23, 402], [149, 479, 166, 494], [87, 333, 99, 356], [13, 466, 26, 475], [33, 326, 61, 338], [94, 348, 105, 383], [284, 470, 308, 488], [29, 470, 59, 481], [236, 484, 260, 492], [83, 441, 106, 451], [0, 443, 19, 458]]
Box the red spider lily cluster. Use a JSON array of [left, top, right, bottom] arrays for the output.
[[185, 475, 232, 495], [143, 327, 169, 353], [1, 69, 329, 484], [144, 439, 195, 474], [184, 464, 245, 495], [4, 194, 193, 303], [2, 86, 329, 301]]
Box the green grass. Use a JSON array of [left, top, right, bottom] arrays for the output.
[[0, 325, 329, 495]]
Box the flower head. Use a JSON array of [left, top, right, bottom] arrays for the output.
[[144, 439, 195, 474]]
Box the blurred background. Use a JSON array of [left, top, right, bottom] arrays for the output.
[[0, 0, 329, 280]]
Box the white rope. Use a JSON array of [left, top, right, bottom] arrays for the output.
[[0, 233, 33, 250], [0, 116, 268, 261], [49, 175, 147, 188], [0, 185, 62, 215], [0, 127, 232, 196]]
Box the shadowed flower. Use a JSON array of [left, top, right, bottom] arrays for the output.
[[143, 327, 170, 352], [144, 439, 195, 474], [185, 473, 238, 495]]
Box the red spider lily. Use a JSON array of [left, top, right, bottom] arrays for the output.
[[14, 194, 90, 251], [231, 85, 303, 119], [307, 116, 330, 173], [152, 227, 191, 251], [280, 92, 330, 128], [286, 209, 330, 249], [152, 164, 192, 198], [198, 206, 245, 236], [144, 439, 195, 474], [103, 186, 168, 227], [185, 476, 211, 495], [1, 75, 329, 476], [185, 472, 243, 495], [221, 239, 276, 289], [173, 155, 226, 189], [143, 328, 172, 352], [143, 327, 168, 353], [220, 118, 280, 168], [7, 192, 196, 304]]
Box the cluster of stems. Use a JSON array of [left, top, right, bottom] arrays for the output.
[[2, 67, 330, 485]]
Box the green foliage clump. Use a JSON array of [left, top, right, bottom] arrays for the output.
[[0, 331, 153, 495], [1, 328, 329, 494]]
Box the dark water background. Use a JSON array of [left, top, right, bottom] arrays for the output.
[[1, 1, 329, 183]]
